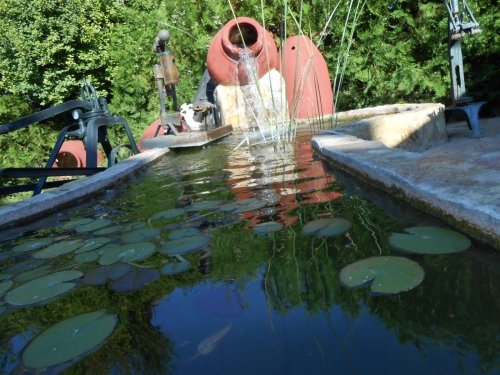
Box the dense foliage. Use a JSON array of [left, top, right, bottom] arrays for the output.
[[0, 0, 498, 168]]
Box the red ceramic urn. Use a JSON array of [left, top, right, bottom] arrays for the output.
[[206, 17, 279, 86]]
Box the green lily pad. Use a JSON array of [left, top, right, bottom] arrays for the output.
[[33, 239, 83, 259], [303, 217, 351, 237], [120, 228, 160, 243], [94, 225, 123, 235], [81, 263, 132, 286], [98, 242, 156, 266], [160, 235, 209, 255], [61, 218, 94, 230], [109, 268, 160, 293], [75, 219, 113, 233], [0, 280, 13, 297], [151, 208, 185, 221], [5, 270, 83, 306], [389, 226, 471, 254], [6, 258, 46, 274], [75, 237, 112, 254], [12, 238, 54, 253], [254, 222, 283, 234], [22, 310, 118, 369], [221, 198, 268, 214], [168, 227, 199, 240], [339, 256, 425, 295], [0, 273, 13, 281], [160, 261, 191, 275], [14, 265, 53, 283], [74, 248, 105, 263], [185, 200, 224, 212]]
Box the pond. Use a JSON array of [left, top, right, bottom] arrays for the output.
[[0, 131, 499, 374]]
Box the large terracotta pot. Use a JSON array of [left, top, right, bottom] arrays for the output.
[[206, 17, 279, 86], [281, 35, 335, 119]]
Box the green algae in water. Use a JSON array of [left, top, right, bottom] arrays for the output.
[[12, 238, 54, 253], [98, 242, 156, 266], [389, 226, 471, 254], [32, 239, 83, 259], [22, 310, 118, 370], [254, 221, 283, 234], [5, 270, 83, 306], [160, 235, 209, 255], [303, 217, 351, 237], [339, 256, 425, 295]]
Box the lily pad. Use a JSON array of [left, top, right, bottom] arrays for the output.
[[14, 265, 53, 283], [109, 268, 160, 293], [120, 228, 160, 243], [303, 217, 351, 237], [0, 280, 13, 297], [0, 273, 13, 281], [185, 200, 224, 212], [33, 240, 83, 259], [160, 261, 191, 276], [6, 258, 46, 274], [339, 256, 425, 295], [61, 218, 94, 230], [75, 219, 113, 233], [22, 310, 118, 369], [98, 242, 156, 266], [5, 270, 83, 306], [389, 226, 471, 254], [75, 237, 112, 254], [12, 238, 54, 253], [74, 248, 106, 263], [151, 208, 185, 221], [254, 222, 283, 234], [93, 225, 123, 235], [168, 227, 199, 240], [81, 263, 132, 286], [160, 235, 209, 255], [221, 198, 268, 214]]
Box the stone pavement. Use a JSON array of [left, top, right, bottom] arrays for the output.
[[312, 111, 500, 250]]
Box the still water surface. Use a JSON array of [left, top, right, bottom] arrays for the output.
[[0, 132, 499, 374]]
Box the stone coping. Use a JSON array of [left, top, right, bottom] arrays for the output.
[[0, 148, 169, 230], [311, 105, 500, 250]]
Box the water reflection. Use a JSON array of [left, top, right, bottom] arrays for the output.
[[0, 133, 498, 374]]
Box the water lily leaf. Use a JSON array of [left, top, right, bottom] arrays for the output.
[[254, 222, 283, 234], [81, 263, 132, 286], [339, 256, 425, 295], [98, 242, 156, 266], [389, 226, 471, 254], [109, 268, 160, 293], [120, 228, 160, 243], [303, 217, 351, 237], [61, 218, 94, 230], [160, 261, 191, 275], [14, 265, 53, 283], [74, 248, 105, 263], [12, 238, 54, 253], [168, 227, 199, 240], [5, 270, 83, 306], [185, 200, 224, 212], [75, 237, 112, 254], [160, 235, 209, 255], [151, 208, 185, 220], [94, 225, 123, 235], [6, 258, 46, 274], [0, 273, 13, 281], [75, 219, 113, 233], [33, 240, 83, 259], [0, 280, 13, 297], [22, 310, 118, 369], [221, 198, 268, 214]]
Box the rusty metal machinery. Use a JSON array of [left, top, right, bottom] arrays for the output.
[[0, 80, 140, 197]]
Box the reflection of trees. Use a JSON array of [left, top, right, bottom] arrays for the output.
[[259, 195, 500, 371]]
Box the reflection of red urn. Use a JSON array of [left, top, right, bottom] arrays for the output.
[[207, 17, 279, 86]]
